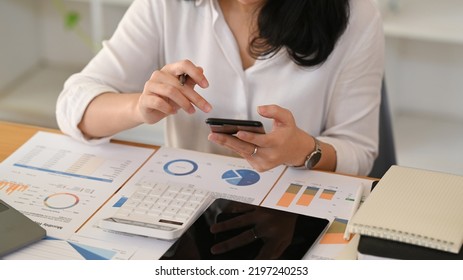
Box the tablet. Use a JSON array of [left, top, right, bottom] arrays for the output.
[[0, 199, 46, 257], [160, 198, 329, 260]]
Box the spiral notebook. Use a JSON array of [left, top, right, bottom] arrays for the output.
[[347, 165, 463, 254]]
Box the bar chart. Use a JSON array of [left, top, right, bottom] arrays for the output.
[[0, 180, 29, 195]]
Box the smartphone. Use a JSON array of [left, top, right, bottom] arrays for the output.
[[205, 118, 265, 134]]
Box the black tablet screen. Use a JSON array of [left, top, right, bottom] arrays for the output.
[[160, 198, 329, 260]]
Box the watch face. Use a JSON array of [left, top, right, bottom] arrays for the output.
[[306, 151, 322, 169]]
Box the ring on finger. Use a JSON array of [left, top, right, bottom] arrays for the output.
[[250, 146, 258, 157]]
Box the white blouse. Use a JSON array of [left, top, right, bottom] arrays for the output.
[[56, 0, 384, 175]]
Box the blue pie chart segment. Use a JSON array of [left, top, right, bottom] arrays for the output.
[[222, 169, 260, 186]]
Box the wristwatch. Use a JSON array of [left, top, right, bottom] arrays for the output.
[[294, 137, 322, 170]]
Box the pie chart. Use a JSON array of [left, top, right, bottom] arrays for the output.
[[43, 192, 79, 209], [222, 169, 260, 186], [163, 159, 198, 176]]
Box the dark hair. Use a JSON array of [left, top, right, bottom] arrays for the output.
[[250, 0, 350, 67]]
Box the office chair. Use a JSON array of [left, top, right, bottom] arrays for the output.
[[368, 79, 397, 178]]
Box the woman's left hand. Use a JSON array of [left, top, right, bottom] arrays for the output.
[[208, 105, 312, 172]]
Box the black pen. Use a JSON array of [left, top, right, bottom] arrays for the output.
[[179, 73, 187, 86]]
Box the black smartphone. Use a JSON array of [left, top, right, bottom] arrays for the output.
[[205, 118, 265, 134]]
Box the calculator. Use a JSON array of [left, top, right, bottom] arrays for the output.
[[99, 182, 213, 240]]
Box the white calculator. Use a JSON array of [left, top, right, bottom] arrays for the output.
[[99, 182, 213, 240]]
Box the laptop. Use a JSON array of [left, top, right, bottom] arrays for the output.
[[0, 199, 46, 257]]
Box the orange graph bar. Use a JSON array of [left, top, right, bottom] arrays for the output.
[[320, 189, 336, 200], [296, 186, 319, 206], [277, 183, 302, 207], [0, 180, 29, 195], [319, 218, 350, 244]]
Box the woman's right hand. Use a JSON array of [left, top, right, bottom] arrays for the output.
[[138, 59, 212, 124]]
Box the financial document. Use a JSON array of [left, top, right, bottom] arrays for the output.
[[261, 168, 373, 260], [0, 132, 154, 239]]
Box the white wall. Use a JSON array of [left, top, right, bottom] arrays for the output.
[[39, 1, 94, 68], [386, 38, 463, 122], [0, 0, 41, 90], [0, 0, 129, 91], [39, 1, 128, 68], [378, 0, 463, 123]]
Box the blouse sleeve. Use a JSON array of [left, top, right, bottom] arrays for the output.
[[318, 1, 385, 175], [56, 0, 163, 144]]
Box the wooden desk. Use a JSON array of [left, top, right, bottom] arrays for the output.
[[0, 121, 156, 163], [0, 121, 59, 163]]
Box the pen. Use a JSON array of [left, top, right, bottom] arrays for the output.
[[179, 73, 187, 86], [343, 187, 363, 241]]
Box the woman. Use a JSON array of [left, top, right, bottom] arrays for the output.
[[56, 0, 384, 175]]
